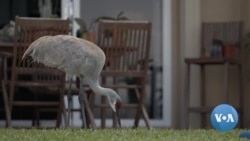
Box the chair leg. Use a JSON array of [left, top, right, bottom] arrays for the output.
[[2, 80, 11, 127], [33, 95, 40, 127], [200, 65, 206, 128], [238, 64, 244, 128], [133, 88, 151, 129], [82, 90, 96, 129], [34, 107, 40, 127], [100, 77, 108, 128], [133, 88, 141, 128], [133, 103, 141, 128], [184, 63, 191, 129], [85, 91, 90, 128], [136, 89, 151, 128], [100, 96, 106, 128], [141, 104, 151, 128], [112, 111, 119, 128], [62, 102, 68, 127], [223, 62, 229, 103], [113, 77, 119, 128], [67, 78, 73, 127], [56, 88, 64, 128], [88, 90, 96, 128], [89, 91, 95, 113]]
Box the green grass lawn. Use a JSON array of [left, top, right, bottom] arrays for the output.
[[0, 128, 248, 141]]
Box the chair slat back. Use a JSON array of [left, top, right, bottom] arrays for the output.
[[97, 20, 151, 76], [13, 17, 69, 81], [201, 22, 243, 58]]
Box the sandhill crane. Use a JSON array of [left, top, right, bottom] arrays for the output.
[[22, 35, 122, 128]]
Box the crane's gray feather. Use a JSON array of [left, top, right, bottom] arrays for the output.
[[22, 35, 105, 78]]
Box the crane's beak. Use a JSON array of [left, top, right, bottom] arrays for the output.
[[110, 102, 122, 128], [110, 103, 116, 112]]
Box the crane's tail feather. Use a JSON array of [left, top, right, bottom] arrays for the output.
[[28, 60, 35, 67], [22, 48, 33, 61]]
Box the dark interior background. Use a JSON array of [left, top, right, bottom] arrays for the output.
[[0, 0, 61, 28], [0, 0, 61, 120]]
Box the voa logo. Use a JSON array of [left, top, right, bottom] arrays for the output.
[[214, 113, 235, 123], [210, 104, 238, 132]]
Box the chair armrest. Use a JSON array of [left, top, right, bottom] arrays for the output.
[[128, 58, 153, 70], [0, 51, 13, 59], [137, 58, 153, 65], [147, 58, 153, 63]]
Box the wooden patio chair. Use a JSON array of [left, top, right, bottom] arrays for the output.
[[90, 20, 152, 128], [184, 22, 244, 128], [0, 51, 12, 127], [1, 16, 69, 128]]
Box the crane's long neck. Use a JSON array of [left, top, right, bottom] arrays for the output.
[[84, 77, 122, 112], [84, 77, 111, 97]]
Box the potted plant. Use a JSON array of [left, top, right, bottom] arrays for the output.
[[74, 18, 96, 43], [94, 11, 129, 45], [0, 21, 15, 42], [94, 11, 128, 22]]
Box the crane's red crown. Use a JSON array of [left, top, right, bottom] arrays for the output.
[[116, 101, 122, 110]]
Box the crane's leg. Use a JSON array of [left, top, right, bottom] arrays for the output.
[[67, 78, 73, 127], [78, 78, 87, 128]]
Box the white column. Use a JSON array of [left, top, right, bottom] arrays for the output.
[[162, 0, 172, 127], [61, 0, 69, 19], [180, 0, 201, 128], [61, 0, 80, 36]]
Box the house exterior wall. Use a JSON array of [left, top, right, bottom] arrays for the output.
[[201, 0, 241, 22], [177, 0, 250, 128]]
